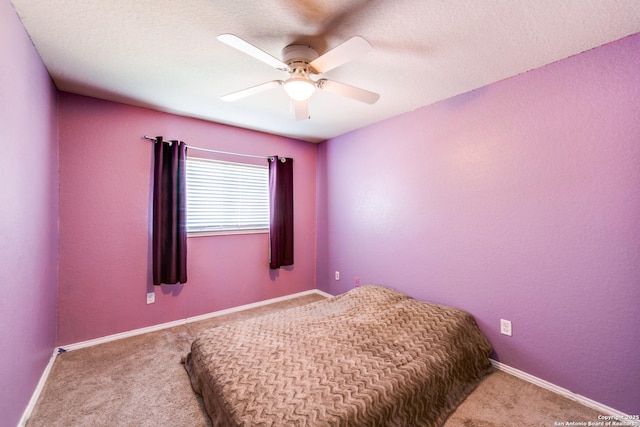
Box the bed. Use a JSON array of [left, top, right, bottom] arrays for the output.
[[184, 285, 493, 426]]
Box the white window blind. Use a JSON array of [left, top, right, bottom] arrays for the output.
[[186, 157, 269, 234]]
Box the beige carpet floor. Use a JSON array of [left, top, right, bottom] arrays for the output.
[[27, 293, 604, 426]]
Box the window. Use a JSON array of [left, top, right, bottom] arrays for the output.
[[186, 157, 269, 235]]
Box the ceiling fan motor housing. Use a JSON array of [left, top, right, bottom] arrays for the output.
[[282, 45, 319, 76]]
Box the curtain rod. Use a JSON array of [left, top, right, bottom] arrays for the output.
[[142, 135, 269, 160]]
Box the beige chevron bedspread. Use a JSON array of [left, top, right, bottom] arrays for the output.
[[184, 285, 492, 426]]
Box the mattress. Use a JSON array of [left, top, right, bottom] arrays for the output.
[[184, 285, 492, 426]]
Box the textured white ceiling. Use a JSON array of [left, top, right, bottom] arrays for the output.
[[10, 0, 640, 142]]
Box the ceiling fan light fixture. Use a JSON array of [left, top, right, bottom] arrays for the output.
[[283, 78, 316, 101]]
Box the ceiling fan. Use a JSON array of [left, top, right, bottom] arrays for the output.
[[218, 34, 380, 120]]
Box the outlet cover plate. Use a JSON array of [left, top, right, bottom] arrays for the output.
[[500, 319, 512, 336]]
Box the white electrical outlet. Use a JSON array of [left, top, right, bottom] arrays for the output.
[[146, 292, 155, 305], [500, 319, 512, 336], [335, 271, 340, 280]]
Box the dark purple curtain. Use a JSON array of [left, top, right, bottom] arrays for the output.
[[268, 156, 294, 269], [152, 137, 187, 285]]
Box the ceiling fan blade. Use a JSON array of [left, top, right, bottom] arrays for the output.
[[217, 34, 289, 71], [292, 99, 310, 120], [309, 36, 371, 74], [221, 80, 282, 102], [317, 79, 380, 104]]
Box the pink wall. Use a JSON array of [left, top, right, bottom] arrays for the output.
[[317, 33, 640, 414], [57, 94, 317, 345], [0, 1, 59, 425]]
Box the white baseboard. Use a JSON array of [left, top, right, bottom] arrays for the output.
[[313, 289, 333, 298], [18, 348, 58, 427], [41, 291, 636, 427], [60, 289, 330, 352], [19, 289, 330, 426], [490, 359, 636, 422]]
